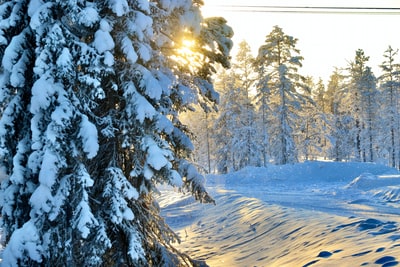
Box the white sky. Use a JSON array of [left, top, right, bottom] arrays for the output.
[[202, 0, 400, 83]]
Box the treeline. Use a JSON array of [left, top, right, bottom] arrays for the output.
[[185, 25, 400, 173]]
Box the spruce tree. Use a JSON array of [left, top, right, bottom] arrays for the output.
[[213, 70, 241, 173], [255, 26, 309, 165], [325, 70, 353, 161], [254, 56, 270, 166], [296, 77, 325, 161], [313, 78, 331, 159], [379, 46, 400, 168], [0, 0, 232, 266], [231, 41, 259, 168], [347, 49, 378, 162]]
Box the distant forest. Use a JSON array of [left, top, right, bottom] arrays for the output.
[[185, 26, 400, 174]]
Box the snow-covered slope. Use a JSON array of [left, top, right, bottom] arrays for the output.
[[160, 161, 400, 266]]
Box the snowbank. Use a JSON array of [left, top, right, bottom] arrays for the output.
[[207, 161, 399, 186]]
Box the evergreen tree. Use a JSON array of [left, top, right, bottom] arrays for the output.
[[378, 46, 400, 168], [181, 107, 217, 174], [325, 70, 353, 161], [313, 78, 331, 159], [296, 77, 325, 160], [314, 78, 327, 113], [255, 26, 309, 165], [213, 42, 262, 172], [360, 66, 378, 162], [347, 49, 378, 162], [213, 70, 241, 173], [254, 55, 270, 166], [0, 1, 232, 266], [232, 41, 260, 168]]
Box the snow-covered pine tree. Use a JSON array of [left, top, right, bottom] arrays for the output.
[[0, 1, 107, 265], [233, 41, 260, 168], [378, 46, 400, 168], [254, 55, 271, 166], [213, 69, 242, 173], [347, 49, 378, 162], [359, 66, 378, 162], [312, 78, 331, 159], [213, 41, 262, 173], [325, 70, 353, 161], [255, 26, 310, 165], [0, 0, 232, 266], [182, 108, 216, 174], [296, 77, 326, 161]]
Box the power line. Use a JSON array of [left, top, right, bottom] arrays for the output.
[[206, 5, 400, 15]]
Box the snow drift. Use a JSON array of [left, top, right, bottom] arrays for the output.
[[160, 161, 400, 266]]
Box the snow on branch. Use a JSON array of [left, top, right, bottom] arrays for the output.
[[1, 220, 43, 266], [179, 159, 214, 204], [78, 115, 99, 159]]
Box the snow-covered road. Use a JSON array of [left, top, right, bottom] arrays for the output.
[[159, 162, 400, 266]]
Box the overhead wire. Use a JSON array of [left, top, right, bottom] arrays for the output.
[[205, 5, 400, 15]]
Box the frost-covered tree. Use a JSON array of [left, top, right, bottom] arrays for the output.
[[347, 49, 378, 162], [213, 70, 242, 173], [181, 107, 217, 174], [213, 45, 261, 173], [255, 26, 309, 165], [296, 77, 326, 160], [360, 66, 378, 162], [0, 0, 232, 266], [0, 2, 105, 265], [231, 41, 260, 168], [254, 55, 270, 166], [378, 46, 400, 168], [313, 78, 332, 158], [325, 70, 353, 161]]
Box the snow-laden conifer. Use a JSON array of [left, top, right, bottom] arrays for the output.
[[213, 70, 241, 173], [255, 26, 310, 164], [378, 46, 400, 168], [0, 0, 232, 266], [324, 70, 353, 161], [346, 49, 378, 162]]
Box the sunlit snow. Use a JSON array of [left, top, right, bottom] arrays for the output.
[[93, 20, 115, 54], [160, 161, 400, 266]]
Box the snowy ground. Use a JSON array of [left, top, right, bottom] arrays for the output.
[[159, 161, 400, 267]]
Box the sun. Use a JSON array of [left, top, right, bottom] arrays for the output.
[[171, 35, 203, 72], [178, 38, 197, 57]]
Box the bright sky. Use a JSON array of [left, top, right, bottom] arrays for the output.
[[202, 0, 400, 83]]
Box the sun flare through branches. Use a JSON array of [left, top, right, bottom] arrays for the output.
[[171, 35, 203, 72]]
